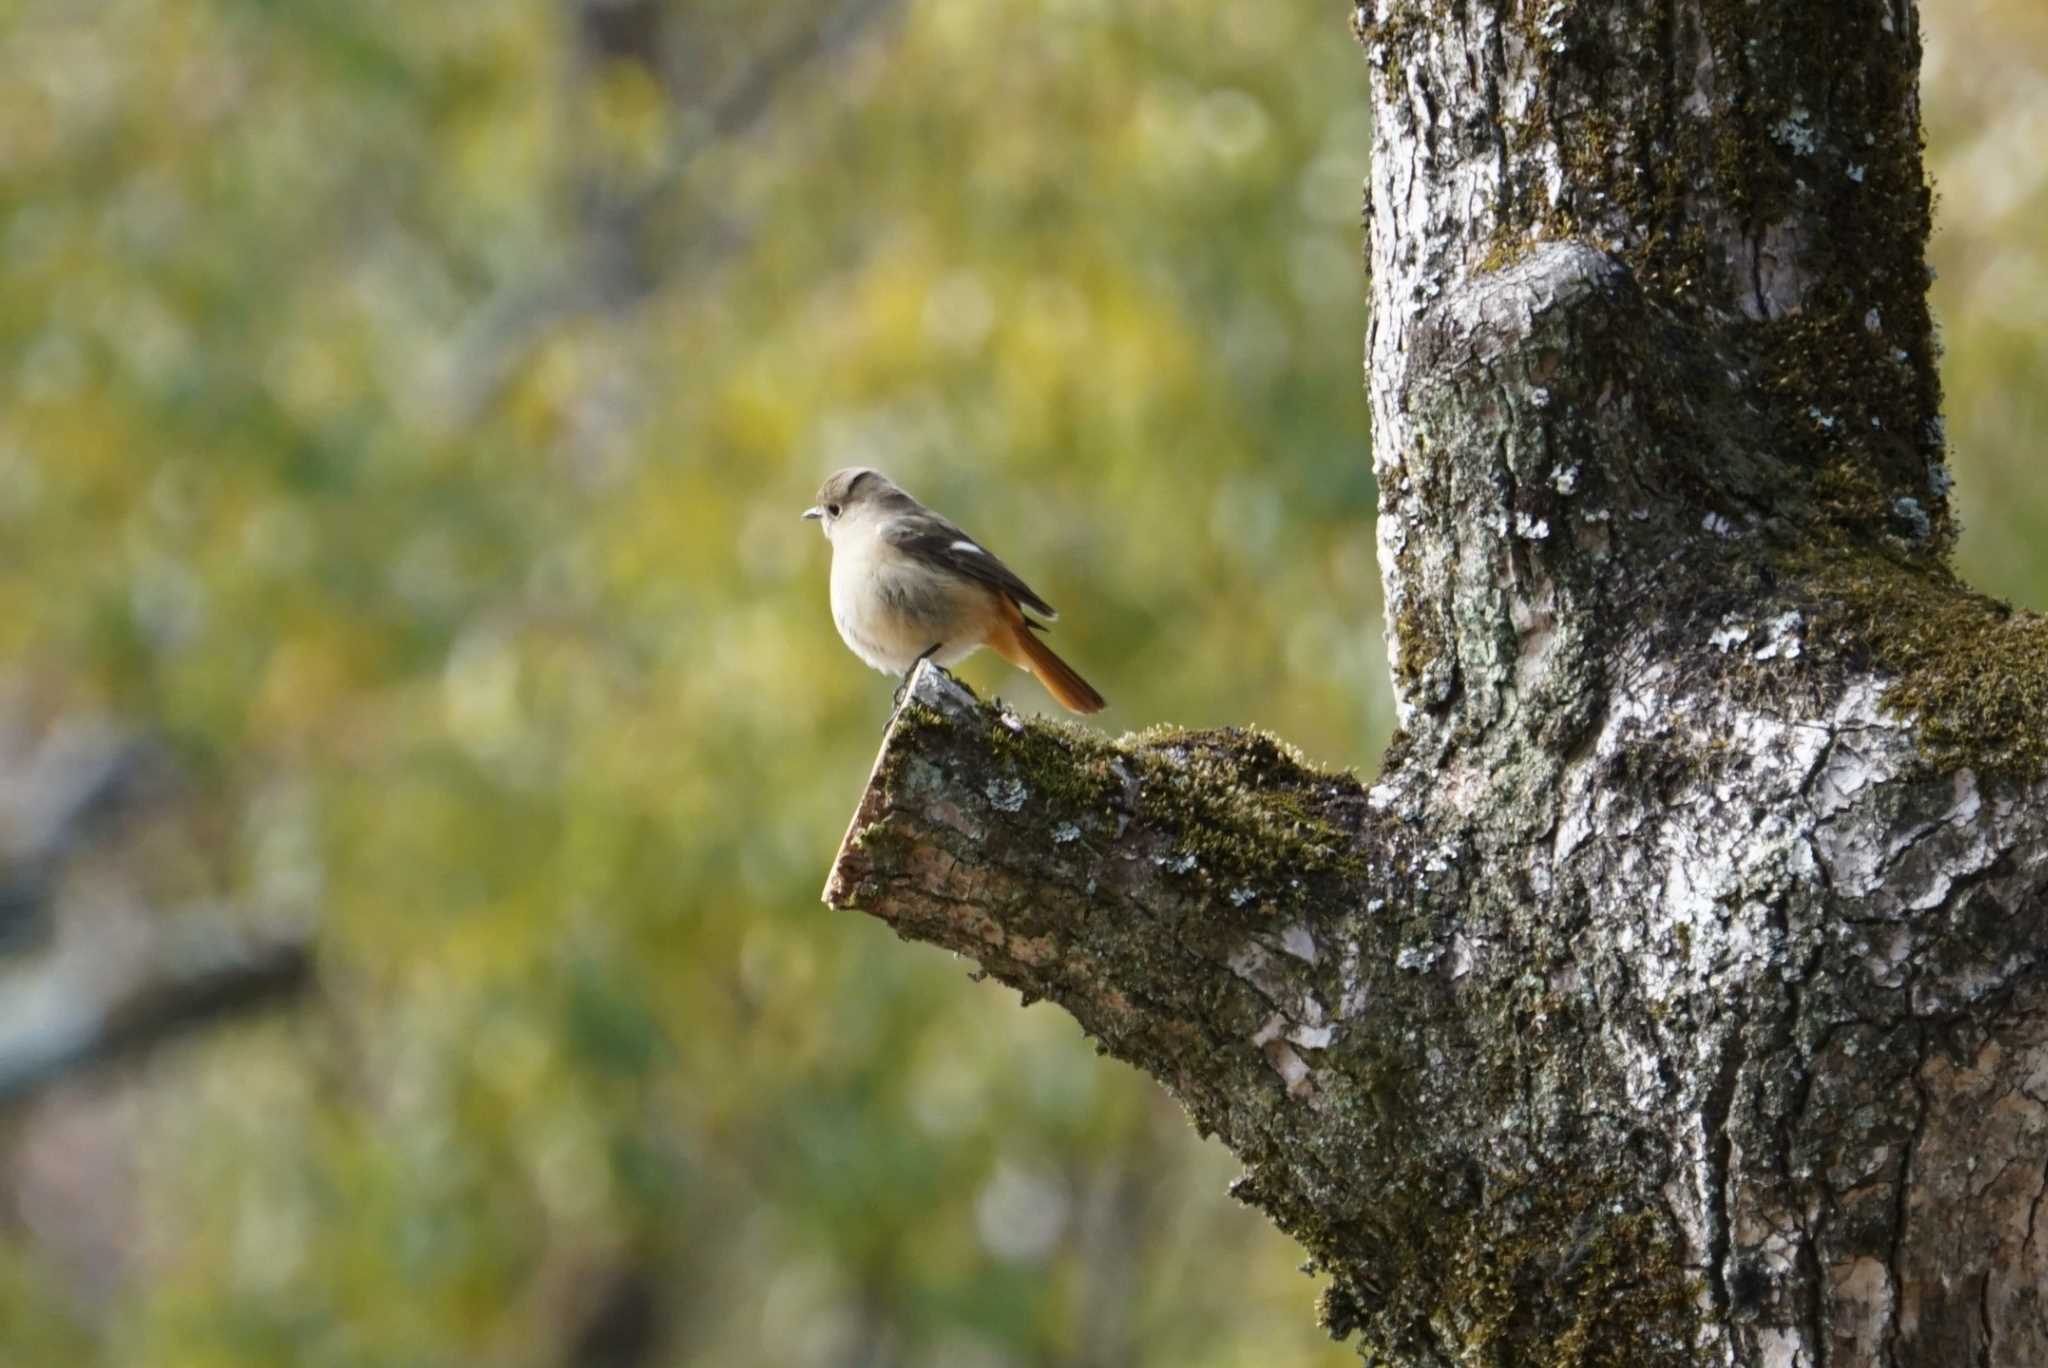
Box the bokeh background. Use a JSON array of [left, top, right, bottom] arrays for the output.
[[0, 2, 2038, 1365]]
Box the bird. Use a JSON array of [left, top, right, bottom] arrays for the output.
[[802, 468, 1106, 715]]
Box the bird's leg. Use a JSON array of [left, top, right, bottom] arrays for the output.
[[891, 643, 947, 714]]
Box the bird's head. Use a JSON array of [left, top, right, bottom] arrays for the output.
[[802, 467, 900, 538]]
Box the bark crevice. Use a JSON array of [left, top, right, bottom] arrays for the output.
[[1882, 1030, 1931, 1361]]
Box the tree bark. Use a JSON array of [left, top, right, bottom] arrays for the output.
[[826, 2, 2048, 1364]]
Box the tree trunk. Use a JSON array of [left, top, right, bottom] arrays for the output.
[[825, 2, 2048, 1364]]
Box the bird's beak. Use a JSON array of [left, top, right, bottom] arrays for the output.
[[801, 506, 823, 521]]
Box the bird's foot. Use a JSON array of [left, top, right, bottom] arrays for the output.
[[888, 648, 950, 724]]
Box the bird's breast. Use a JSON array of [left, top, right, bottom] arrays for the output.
[[829, 534, 986, 674]]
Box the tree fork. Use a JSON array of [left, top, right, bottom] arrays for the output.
[[826, 1, 2048, 1363]]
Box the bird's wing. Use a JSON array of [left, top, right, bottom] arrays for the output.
[[880, 514, 1059, 622]]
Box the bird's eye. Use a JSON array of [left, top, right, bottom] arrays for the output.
[[826, 504, 841, 517]]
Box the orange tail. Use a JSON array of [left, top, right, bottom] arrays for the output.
[[991, 605, 1106, 715]]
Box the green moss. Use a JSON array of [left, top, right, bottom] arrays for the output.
[[982, 715, 1126, 814], [1391, 602, 1433, 693], [1750, 302, 1950, 556], [1475, 231, 1537, 277], [1122, 726, 1370, 902], [888, 687, 1370, 903], [1298, 1163, 1698, 1366], [1235, 1011, 1698, 1366], [1800, 553, 2048, 776], [1356, 1, 1433, 64], [1452, 1190, 1696, 1367]]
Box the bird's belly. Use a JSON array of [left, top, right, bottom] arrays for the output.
[[830, 556, 983, 675]]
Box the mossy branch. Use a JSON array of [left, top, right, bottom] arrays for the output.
[[825, 662, 1384, 1094]]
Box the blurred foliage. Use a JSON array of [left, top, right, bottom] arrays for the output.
[[1924, 0, 2048, 604], [0, 0, 2038, 1365], [0, 1, 1373, 1365]]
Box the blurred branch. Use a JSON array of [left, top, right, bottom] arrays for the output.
[[0, 724, 163, 954], [676, 0, 903, 154], [569, 0, 664, 68], [559, 1258, 663, 1368], [0, 697, 318, 1106], [449, 0, 904, 420], [0, 928, 313, 1106]]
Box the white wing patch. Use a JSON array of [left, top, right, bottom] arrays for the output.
[[943, 534, 1057, 620]]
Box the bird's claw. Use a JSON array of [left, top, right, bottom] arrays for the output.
[[887, 653, 955, 729]]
